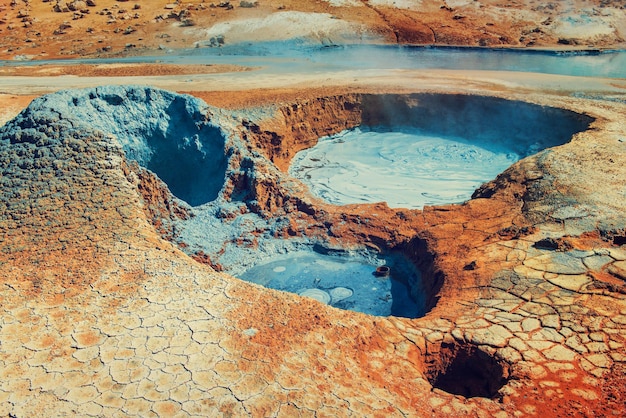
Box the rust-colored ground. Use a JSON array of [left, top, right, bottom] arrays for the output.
[[0, 63, 252, 77], [1, 0, 624, 61], [1, 1, 626, 417]]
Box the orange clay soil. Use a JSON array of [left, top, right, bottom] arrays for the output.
[[1, 0, 625, 62], [0, 3, 625, 416], [0, 63, 253, 76]]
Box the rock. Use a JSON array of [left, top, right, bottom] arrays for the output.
[[240, 1, 258, 7], [53, 1, 70, 13], [68, 0, 86, 11], [207, 34, 225, 47], [533, 237, 573, 251]]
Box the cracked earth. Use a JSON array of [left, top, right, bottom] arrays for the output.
[[0, 66, 625, 417], [1, 1, 626, 415]]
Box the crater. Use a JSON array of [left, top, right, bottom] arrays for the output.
[[286, 94, 593, 208], [49, 86, 230, 206], [426, 342, 510, 398]]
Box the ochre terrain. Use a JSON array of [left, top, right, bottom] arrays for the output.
[[1, 1, 626, 418], [1, 0, 625, 61]]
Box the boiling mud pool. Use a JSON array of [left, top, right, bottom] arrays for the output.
[[289, 127, 520, 209], [239, 251, 424, 318]]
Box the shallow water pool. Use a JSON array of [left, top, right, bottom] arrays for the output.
[[239, 250, 424, 318]]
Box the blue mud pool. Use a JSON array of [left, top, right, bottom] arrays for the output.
[[289, 127, 520, 209], [239, 250, 425, 318]]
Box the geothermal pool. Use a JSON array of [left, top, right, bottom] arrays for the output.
[[6, 45, 624, 78], [27, 87, 592, 320], [286, 94, 594, 209], [239, 250, 424, 318], [289, 127, 520, 208]]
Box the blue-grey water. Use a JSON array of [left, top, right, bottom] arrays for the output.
[[1, 43, 625, 78], [240, 250, 424, 318]]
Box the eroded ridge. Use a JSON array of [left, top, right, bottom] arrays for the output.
[[1, 86, 626, 417]]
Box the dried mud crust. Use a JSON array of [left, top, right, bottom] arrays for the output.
[[0, 85, 626, 417]]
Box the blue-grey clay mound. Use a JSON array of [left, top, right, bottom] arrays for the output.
[[2, 86, 229, 207]]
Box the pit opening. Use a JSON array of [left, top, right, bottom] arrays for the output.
[[239, 247, 427, 318], [58, 86, 229, 206], [426, 342, 509, 399], [287, 94, 593, 208]]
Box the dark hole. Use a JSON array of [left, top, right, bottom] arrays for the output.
[[613, 235, 626, 246], [428, 343, 508, 398], [56, 87, 229, 207], [146, 124, 227, 207]]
